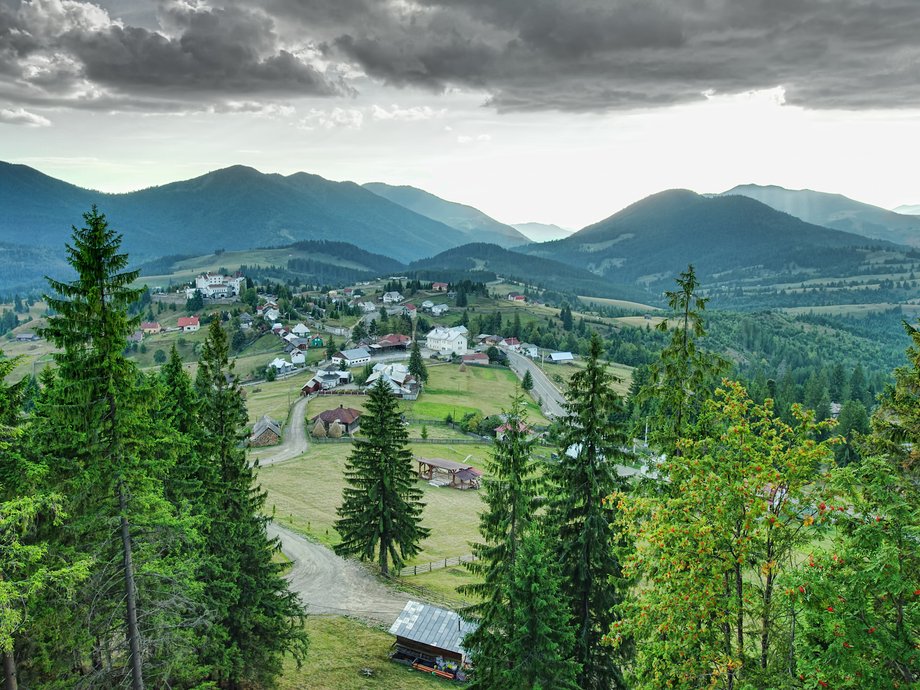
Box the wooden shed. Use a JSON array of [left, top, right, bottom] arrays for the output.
[[389, 601, 476, 679], [250, 415, 281, 446]]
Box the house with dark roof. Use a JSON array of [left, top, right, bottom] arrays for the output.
[[312, 405, 362, 434], [250, 415, 282, 446]]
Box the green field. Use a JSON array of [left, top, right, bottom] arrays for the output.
[[246, 371, 313, 426], [539, 359, 633, 398], [278, 617, 446, 689], [262, 443, 487, 562], [305, 364, 548, 425]]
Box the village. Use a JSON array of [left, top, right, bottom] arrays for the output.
[[0, 267, 638, 686]]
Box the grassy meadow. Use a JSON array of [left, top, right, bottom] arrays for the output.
[[278, 617, 446, 689]]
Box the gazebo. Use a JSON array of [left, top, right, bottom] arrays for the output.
[[416, 457, 482, 490]]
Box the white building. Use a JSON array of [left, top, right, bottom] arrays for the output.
[[431, 304, 449, 316], [426, 326, 468, 356], [382, 291, 404, 304], [331, 348, 371, 367], [263, 308, 281, 322], [268, 357, 293, 374], [292, 323, 311, 336], [185, 272, 245, 299], [290, 350, 306, 366]]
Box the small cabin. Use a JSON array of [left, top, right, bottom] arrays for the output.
[[389, 601, 476, 680]]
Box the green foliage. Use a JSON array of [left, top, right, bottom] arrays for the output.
[[505, 527, 581, 690], [27, 207, 204, 687], [195, 318, 309, 686], [521, 369, 534, 391], [548, 333, 630, 690], [185, 288, 204, 311], [335, 378, 429, 575], [462, 397, 542, 687], [408, 339, 429, 384], [791, 455, 919, 688], [639, 265, 728, 454], [618, 380, 837, 689]]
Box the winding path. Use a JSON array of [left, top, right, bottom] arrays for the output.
[[257, 395, 412, 625]]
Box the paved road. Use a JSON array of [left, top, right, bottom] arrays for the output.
[[266, 522, 411, 626], [505, 349, 568, 418]]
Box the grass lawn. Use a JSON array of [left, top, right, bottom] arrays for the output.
[[278, 616, 447, 689], [539, 359, 633, 398], [304, 365, 548, 425], [260, 443, 488, 565], [246, 370, 313, 426]]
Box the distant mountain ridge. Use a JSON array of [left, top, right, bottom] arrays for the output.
[[895, 204, 920, 216], [0, 162, 471, 265], [362, 182, 529, 247], [517, 189, 903, 289], [511, 222, 573, 242], [720, 184, 920, 247]]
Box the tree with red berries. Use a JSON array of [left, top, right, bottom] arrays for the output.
[[615, 380, 836, 689]]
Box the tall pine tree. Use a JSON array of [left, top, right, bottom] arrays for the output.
[[638, 264, 727, 455], [548, 332, 630, 690], [408, 339, 429, 384], [195, 317, 308, 687], [30, 207, 202, 687], [335, 377, 429, 575], [461, 396, 542, 688]]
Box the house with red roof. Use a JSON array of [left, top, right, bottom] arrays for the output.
[[177, 316, 200, 332]]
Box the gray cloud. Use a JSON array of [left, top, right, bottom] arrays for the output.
[[320, 0, 920, 111], [0, 104, 50, 125], [0, 0, 343, 111], [2, 0, 919, 113]]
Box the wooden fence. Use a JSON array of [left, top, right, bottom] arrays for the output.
[[399, 554, 477, 577]]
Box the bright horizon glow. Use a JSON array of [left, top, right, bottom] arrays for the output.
[[5, 88, 920, 230]]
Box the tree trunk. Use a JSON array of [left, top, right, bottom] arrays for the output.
[[3, 651, 17, 690], [379, 537, 388, 576], [119, 483, 144, 690]]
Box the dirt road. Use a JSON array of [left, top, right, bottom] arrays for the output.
[[255, 395, 309, 467], [267, 522, 411, 626], [257, 395, 411, 625]]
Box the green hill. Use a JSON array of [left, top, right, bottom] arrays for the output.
[[721, 184, 920, 248], [409, 242, 655, 302], [363, 182, 529, 247]]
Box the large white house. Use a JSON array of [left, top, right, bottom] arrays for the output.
[[382, 291, 404, 304], [185, 272, 245, 299], [426, 326, 468, 356]]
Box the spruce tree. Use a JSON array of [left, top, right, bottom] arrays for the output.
[[335, 377, 429, 575], [195, 318, 308, 686], [408, 339, 429, 384], [521, 369, 534, 391], [31, 207, 202, 687], [461, 396, 541, 688], [506, 528, 581, 690], [547, 332, 630, 690], [638, 264, 727, 455]]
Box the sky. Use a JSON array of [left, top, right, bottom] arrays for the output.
[[1, 0, 920, 230]]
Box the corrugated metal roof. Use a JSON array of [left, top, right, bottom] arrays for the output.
[[388, 601, 476, 658]]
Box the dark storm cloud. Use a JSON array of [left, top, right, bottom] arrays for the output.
[[319, 0, 920, 111], [1, 0, 919, 113], [0, 0, 342, 111]]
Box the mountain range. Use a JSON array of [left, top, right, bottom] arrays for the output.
[[0, 162, 474, 265], [3, 161, 919, 305], [362, 182, 528, 247], [518, 189, 904, 288], [511, 222, 574, 242], [895, 204, 920, 216], [719, 184, 920, 248]]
